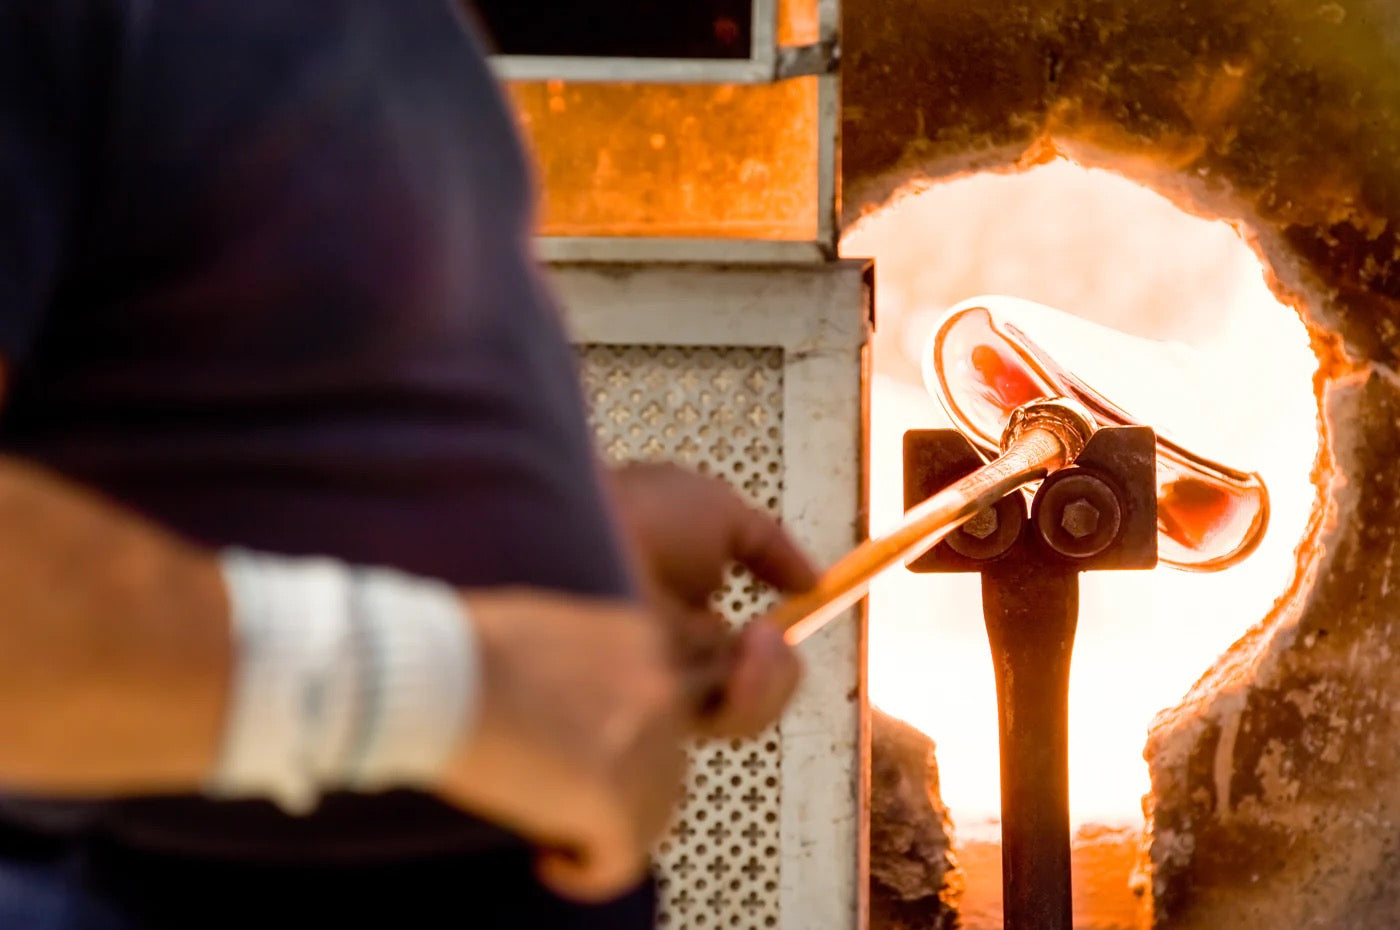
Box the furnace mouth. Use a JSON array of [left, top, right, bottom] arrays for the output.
[[844, 0, 1400, 923], [848, 156, 1329, 929]]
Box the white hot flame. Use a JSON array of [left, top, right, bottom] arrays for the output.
[[844, 160, 1321, 836]]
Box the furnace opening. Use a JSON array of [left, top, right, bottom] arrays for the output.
[[843, 159, 1325, 924]]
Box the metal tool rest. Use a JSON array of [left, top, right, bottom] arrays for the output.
[[903, 424, 1159, 930]]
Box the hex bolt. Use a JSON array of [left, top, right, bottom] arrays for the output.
[[946, 498, 1023, 561], [963, 508, 1000, 540], [1060, 499, 1101, 540], [1035, 473, 1123, 559]]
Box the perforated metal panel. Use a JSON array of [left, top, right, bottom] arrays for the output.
[[558, 261, 868, 930], [580, 345, 785, 929]]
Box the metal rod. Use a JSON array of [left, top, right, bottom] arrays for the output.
[[982, 558, 1077, 930], [766, 398, 1096, 644]]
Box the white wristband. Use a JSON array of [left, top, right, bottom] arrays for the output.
[[208, 550, 478, 814], [347, 569, 475, 790]]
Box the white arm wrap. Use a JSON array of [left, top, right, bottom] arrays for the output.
[[208, 550, 478, 814]]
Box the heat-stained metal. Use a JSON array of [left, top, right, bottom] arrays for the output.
[[904, 425, 1158, 930], [1035, 473, 1123, 559]]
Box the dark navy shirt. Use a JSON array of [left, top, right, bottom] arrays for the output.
[[0, 0, 634, 861]]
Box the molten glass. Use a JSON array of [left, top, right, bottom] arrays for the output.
[[924, 297, 1270, 571]]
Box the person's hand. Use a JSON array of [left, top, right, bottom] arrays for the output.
[[439, 590, 686, 903], [609, 462, 818, 737]]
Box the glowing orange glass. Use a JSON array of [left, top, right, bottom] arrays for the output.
[[924, 298, 1270, 571]]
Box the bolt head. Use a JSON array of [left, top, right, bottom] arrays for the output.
[[1060, 498, 1102, 539], [1034, 471, 1124, 560], [962, 508, 999, 540]]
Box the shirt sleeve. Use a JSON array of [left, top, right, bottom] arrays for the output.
[[0, 1, 103, 362]]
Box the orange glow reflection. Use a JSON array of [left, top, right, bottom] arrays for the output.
[[843, 161, 1321, 915], [778, 0, 820, 45], [509, 79, 818, 239]]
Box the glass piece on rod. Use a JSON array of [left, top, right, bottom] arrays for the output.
[[923, 297, 1270, 572]]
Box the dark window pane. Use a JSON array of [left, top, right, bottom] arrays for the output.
[[470, 1, 755, 59]]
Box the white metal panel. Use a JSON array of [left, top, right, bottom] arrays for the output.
[[559, 260, 871, 930], [580, 345, 786, 929]]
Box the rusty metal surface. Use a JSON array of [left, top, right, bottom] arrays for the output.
[[843, 0, 1400, 370]]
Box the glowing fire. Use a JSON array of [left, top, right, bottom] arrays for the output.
[[843, 160, 1320, 854]]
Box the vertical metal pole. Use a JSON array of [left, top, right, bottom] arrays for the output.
[[981, 559, 1078, 930], [902, 426, 1156, 930]]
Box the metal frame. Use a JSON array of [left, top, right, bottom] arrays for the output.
[[816, 68, 840, 252], [552, 260, 873, 930], [814, 0, 840, 249], [536, 237, 831, 266], [532, 69, 841, 264], [491, 0, 777, 83], [525, 0, 841, 261]]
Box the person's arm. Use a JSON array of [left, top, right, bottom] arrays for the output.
[[0, 434, 687, 902], [0, 449, 231, 793]]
